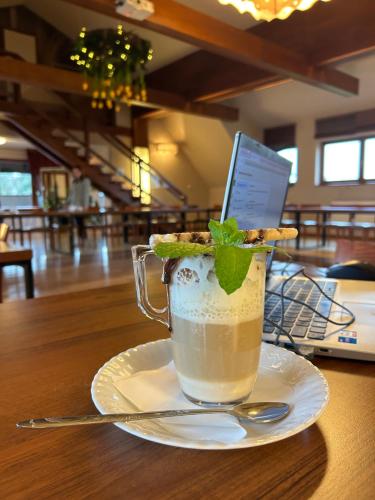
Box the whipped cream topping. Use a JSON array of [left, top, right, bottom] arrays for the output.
[[169, 254, 266, 325]]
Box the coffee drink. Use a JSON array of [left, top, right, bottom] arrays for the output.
[[169, 253, 266, 404]]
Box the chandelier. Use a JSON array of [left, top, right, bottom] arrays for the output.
[[71, 25, 153, 111], [218, 0, 331, 22]]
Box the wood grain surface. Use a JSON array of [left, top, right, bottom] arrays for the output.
[[0, 242, 32, 264], [1, 281, 374, 499]]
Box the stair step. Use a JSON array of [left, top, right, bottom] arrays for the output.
[[100, 167, 113, 175], [8, 114, 176, 207], [110, 175, 125, 183]]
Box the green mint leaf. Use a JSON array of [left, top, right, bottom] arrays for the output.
[[222, 217, 238, 232], [154, 242, 214, 259], [248, 245, 274, 253], [260, 244, 292, 259], [214, 245, 253, 295], [222, 217, 243, 245], [226, 230, 246, 245], [209, 218, 245, 246], [208, 219, 224, 245]]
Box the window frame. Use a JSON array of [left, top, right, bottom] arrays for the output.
[[277, 146, 298, 186], [320, 135, 375, 186], [0, 159, 32, 197]]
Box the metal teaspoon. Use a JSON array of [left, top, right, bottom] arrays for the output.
[[16, 402, 290, 429]]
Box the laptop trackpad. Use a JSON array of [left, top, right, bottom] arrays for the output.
[[342, 302, 375, 345]]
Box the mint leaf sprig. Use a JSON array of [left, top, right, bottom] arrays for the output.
[[154, 218, 284, 295], [153, 242, 214, 259]]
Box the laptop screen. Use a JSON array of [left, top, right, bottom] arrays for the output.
[[221, 132, 291, 271]]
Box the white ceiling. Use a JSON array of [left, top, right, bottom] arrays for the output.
[[0, 121, 32, 148], [235, 53, 375, 128]]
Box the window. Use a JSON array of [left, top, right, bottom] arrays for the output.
[[278, 147, 298, 184], [0, 172, 32, 196], [363, 138, 375, 180], [321, 137, 375, 184], [132, 147, 151, 205]]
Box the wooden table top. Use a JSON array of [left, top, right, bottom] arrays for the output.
[[1, 282, 374, 499], [0, 241, 32, 264], [284, 205, 375, 214], [1, 205, 374, 220], [0, 206, 221, 218]]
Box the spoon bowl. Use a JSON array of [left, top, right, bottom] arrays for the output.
[[230, 402, 290, 423]]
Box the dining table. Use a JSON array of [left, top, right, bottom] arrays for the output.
[[1, 278, 374, 499], [284, 205, 375, 249], [0, 207, 221, 254], [0, 241, 34, 302]]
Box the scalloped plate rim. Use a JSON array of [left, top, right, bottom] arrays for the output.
[[91, 339, 329, 450]]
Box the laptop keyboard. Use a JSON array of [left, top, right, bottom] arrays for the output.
[[263, 279, 337, 341]]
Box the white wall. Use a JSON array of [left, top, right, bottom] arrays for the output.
[[0, 147, 28, 160], [148, 115, 209, 207], [231, 53, 375, 211], [287, 118, 375, 206], [148, 112, 262, 207]]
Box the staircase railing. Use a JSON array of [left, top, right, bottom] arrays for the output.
[[52, 80, 187, 207], [23, 102, 165, 206], [56, 95, 187, 206], [101, 134, 188, 205], [0, 51, 164, 206], [1, 51, 187, 207]]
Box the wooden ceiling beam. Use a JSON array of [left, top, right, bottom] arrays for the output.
[[64, 0, 358, 97], [0, 57, 238, 121], [0, 98, 133, 136], [250, 0, 375, 66], [148, 0, 374, 102], [0, 103, 132, 137]]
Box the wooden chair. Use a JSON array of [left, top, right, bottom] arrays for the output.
[[0, 223, 9, 242], [0, 223, 9, 300]]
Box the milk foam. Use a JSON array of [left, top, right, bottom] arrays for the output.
[[169, 254, 266, 325]]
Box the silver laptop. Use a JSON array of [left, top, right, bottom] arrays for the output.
[[221, 131, 375, 361]]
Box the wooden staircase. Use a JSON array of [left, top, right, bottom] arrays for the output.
[[0, 50, 187, 208], [6, 110, 141, 206], [4, 101, 187, 207]]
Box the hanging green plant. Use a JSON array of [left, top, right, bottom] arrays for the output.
[[70, 25, 153, 111]]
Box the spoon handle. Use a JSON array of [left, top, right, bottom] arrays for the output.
[[16, 408, 226, 429]]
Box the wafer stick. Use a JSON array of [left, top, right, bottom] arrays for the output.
[[149, 227, 298, 248]]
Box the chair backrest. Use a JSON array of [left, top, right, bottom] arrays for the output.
[[0, 223, 9, 242], [335, 239, 375, 264]]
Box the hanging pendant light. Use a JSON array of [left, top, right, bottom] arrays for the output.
[[218, 0, 331, 22], [71, 25, 153, 111]]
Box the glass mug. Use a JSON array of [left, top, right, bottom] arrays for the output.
[[132, 245, 267, 406]]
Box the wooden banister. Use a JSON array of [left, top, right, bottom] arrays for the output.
[[102, 134, 187, 205], [23, 102, 163, 204], [0, 223, 10, 242]]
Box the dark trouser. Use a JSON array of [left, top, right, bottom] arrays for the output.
[[75, 216, 87, 239]]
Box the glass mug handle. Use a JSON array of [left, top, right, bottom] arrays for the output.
[[131, 245, 170, 329]]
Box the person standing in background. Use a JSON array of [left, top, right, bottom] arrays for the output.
[[68, 167, 92, 239]]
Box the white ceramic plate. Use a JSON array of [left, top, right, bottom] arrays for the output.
[[91, 340, 329, 450]]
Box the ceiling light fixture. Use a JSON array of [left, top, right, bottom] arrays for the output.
[[0, 136, 7, 146], [153, 143, 179, 155], [218, 0, 331, 22]]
